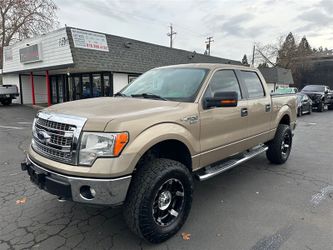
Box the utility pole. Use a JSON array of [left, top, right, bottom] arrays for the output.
[[252, 45, 255, 66], [205, 36, 214, 55], [167, 24, 177, 48]]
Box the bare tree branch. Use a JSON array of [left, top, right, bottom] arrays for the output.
[[0, 0, 58, 47]]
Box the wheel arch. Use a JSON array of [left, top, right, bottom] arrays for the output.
[[125, 123, 198, 173]]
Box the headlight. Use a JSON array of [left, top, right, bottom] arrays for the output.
[[79, 132, 129, 165]]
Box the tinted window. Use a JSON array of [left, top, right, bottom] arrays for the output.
[[241, 71, 265, 98], [204, 70, 241, 99]]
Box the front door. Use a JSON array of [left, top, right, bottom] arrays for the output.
[[199, 69, 249, 167]]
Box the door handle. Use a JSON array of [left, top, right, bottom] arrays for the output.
[[265, 104, 271, 112], [241, 108, 248, 117]]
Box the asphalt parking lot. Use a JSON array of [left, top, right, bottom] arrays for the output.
[[0, 104, 332, 250]]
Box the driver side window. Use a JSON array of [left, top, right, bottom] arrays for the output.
[[204, 70, 242, 99]]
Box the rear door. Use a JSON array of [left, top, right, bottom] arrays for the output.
[[237, 70, 272, 143]]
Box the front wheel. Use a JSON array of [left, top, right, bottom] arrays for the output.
[[266, 124, 292, 164], [297, 107, 302, 117], [123, 158, 193, 243]]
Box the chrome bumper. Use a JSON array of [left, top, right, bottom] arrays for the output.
[[22, 155, 131, 206]]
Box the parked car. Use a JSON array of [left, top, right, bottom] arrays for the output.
[[21, 64, 297, 243], [296, 93, 312, 116], [301, 85, 333, 112], [0, 84, 19, 106]]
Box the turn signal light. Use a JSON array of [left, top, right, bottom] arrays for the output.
[[114, 133, 129, 156], [221, 100, 237, 104]]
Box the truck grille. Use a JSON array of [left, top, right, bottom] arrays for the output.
[[31, 112, 87, 165]]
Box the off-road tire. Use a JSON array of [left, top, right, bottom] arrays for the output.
[[123, 158, 193, 244], [1, 98, 12, 106], [297, 107, 302, 117], [266, 124, 292, 164]]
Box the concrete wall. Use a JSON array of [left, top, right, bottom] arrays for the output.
[[113, 73, 129, 93]]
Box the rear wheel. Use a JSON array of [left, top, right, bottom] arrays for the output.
[[266, 124, 292, 164], [318, 101, 324, 112], [123, 158, 193, 243], [1, 98, 12, 106]]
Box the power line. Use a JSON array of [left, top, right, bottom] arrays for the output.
[[167, 24, 177, 48], [205, 36, 214, 55]]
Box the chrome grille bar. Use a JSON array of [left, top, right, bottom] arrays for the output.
[[31, 112, 87, 165]]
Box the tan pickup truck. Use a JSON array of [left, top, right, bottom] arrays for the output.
[[22, 64, 297, 243]]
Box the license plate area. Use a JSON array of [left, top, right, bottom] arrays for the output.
[[28, 167, 46, 188]]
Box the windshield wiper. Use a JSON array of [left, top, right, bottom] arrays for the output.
[[114, 92, 127, 97], [131, 93, 168, 101]]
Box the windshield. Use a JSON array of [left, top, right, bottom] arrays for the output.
[[121, 67, 208, 102], [302, 85, 325, 92]]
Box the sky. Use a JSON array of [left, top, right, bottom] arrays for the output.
[[54, 0, 333, 62]]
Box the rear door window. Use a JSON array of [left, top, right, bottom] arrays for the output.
[[241, 71, 265, 98]]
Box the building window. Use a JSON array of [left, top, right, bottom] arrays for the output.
[[128, 74, 140, 83], [82, 75, 91, 98], [103, 74, 111, 96], [92, 74, 102, 97]]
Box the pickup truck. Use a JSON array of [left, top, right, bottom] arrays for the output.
[[301, 85, 333, 112], [21, 64, 297, 243], [0, 84, 19, 105]]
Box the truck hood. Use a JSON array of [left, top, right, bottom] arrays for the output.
[[44, 97, 181, 131]]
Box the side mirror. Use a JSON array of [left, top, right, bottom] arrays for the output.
[[204, 91, 238, 109]]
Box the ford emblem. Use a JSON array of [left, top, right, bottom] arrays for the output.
[[37, 130, 51, 145]]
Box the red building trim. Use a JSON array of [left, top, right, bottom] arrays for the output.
[[46, 70, 51, 106]]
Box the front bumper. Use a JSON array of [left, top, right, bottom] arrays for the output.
[[21, 155, 132, 206]]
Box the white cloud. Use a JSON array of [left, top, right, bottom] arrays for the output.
[[54, 0, 333, 61]]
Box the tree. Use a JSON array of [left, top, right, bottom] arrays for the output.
[[0, 0, 58, 48], [241, 54, 249, 65], [276, 32, 298, 68], [258, 62, 269, 68], [297, 36, 312, 57]]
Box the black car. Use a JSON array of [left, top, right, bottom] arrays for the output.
[[301, 85, 333, 112], [296, 93, 312, 116]]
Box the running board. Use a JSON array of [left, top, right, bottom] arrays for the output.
[[195, 145, 268, 181]]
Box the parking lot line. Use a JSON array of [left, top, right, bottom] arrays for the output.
[[0, 125, 25, 130]]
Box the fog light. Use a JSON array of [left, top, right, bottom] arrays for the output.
[[80, 185, 96, 200]]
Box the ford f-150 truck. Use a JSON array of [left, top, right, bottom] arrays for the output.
[[21, 64, 297, 243]]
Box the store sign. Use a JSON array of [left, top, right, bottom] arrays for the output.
[[4, 47, 13, 61], [71, 28, 109, 52], [19, 44, 42, 64]]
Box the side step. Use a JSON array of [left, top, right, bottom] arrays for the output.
[[195, 145, 268, 181]]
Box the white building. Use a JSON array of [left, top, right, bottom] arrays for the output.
[[1, 27, 240, 106]]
